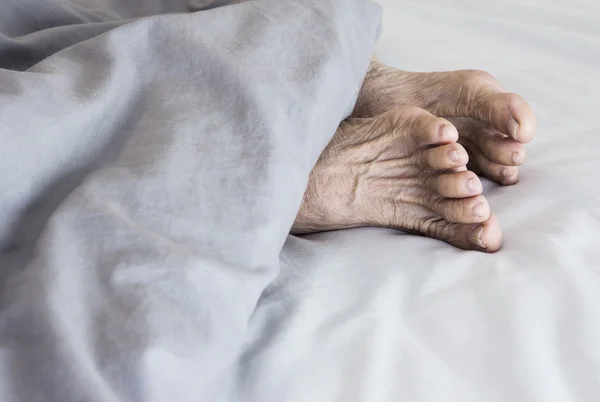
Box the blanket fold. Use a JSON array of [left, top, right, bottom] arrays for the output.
[[0, 0, 381, 400]]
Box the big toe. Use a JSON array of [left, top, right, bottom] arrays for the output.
[[477, 91, 537, 144], [449, 214, 503, 252], [413, 209, 502, 252], [440, 70, 537, 143]]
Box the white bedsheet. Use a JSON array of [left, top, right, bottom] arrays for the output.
[[240, 1, 600, 401]]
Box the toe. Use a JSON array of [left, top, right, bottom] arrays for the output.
[[436, 71, 537, 143], [377, 107, 459, 149], [420, 119, 459, 146], [466, 148, 520, 186], [444, 214, 503, 252], [473, 129, 526, 166], [452, 119, 526, 166], [474, 92, 537, 143], [408, 114, 459, 147], [417, 143, 468, 169], [430, 194, 491, 224], [427, 170, 482, 198]]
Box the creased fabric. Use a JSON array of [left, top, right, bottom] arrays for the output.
[[0, 1, 382, 401], [238, 1, 600, 402]]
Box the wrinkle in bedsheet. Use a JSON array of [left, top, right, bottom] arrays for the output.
[[238, 2, 600, 402]]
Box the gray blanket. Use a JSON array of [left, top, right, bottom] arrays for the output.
[[0, 1, 381, 400]]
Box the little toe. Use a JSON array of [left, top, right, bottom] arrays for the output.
[[379, 107, 459, 150], [467, 149, 520, 185], [427, 170, 482, 198], [417, 143, 468, 169], [416, 118, 459, 147], [430, 194, 491, 224]]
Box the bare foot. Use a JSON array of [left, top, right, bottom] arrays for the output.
[[353, 60, 537, 185], [292, 107, 502, 252]]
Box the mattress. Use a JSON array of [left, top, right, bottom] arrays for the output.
[[239, 1, 600, 401], [1, 1, 598, 401]]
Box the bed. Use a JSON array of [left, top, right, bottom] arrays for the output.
[[240, 1, 600, 401], [1, 1, 598, 401]]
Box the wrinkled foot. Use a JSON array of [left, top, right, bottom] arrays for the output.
[[292, 107, 502, 252], [353, 60, 536, 185]]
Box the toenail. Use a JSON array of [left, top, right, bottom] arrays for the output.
[[473, 203, 486, 218], [449, 149, 459, 162], [507, 117, 519, 141], [466, 178, 478, 194], [469, 225, 487, 249], [500, 167, 512, 177], [439, 124, 447, 138], [512, 152, 522, 165]]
